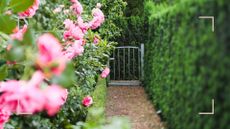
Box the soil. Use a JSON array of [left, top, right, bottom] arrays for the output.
[[105, 86, 165, 129]]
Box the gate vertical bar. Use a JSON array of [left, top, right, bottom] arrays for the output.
[[128, 48, 130, 80], [107, 59, 110, 81], [113, 50, 116, 80], [123, 48, 126, 80], [118, 49, 120, 80], [132, 48, 135, 79], [141, 44, 144, 81]]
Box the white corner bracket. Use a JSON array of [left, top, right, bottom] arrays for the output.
[[199, 16, 215, 32], [199, 99, 215, 115]]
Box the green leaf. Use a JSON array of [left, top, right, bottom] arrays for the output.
[[0, 15, 17, 34], [0, 0, 8, 12], [6, 46, 25, 61], [0, 65, 8, 80], [21, 27, 35, 45], [51, 62, 76, 88], [9, 0, 34, 13]]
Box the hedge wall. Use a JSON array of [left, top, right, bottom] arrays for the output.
[[86, 78, 107, 121], [144, 0, 229, 129]]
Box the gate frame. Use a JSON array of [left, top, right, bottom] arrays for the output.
[[108, 43, 144, 86]]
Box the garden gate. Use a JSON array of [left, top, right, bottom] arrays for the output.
[[108, 44, 144, 86]]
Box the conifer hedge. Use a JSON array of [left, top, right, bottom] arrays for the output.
[[144, 0, 229, 129]]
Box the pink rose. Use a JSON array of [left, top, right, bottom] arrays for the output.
[[70, 1, 83, 16], [71, 26, 84, 40], [44, 85, 68, 116], [27, 71, 44, 88], [36, 33, 67, 77], [10, 25, 28, 41], [82, 96, 93, 107], [93, 36, 100, 45], [64, 9, 70, 14], [89, 8, 105, 29], [63, 46, 76, 60], [0, 72, 68, 117], [18, 0, 40, 18], [70, 0, 78, 3], [63, 40, 84, 60], [73, 40, 84, 56], [0, 80, 46, 114], [53, 7, 62, 14], [63, 30, 72, 40], [63, 19, 75, 30], [77, 16, 90, 33], [63, 23, 84, 40], [101, 67, 110, 78], [0, 109, 11, 129]]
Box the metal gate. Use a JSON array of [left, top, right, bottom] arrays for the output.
[[108, 44, 144, 86]]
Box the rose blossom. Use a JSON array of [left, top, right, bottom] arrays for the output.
[[10, 25, 28, 41], [73, 40, 84, 56], [82, 96, 93, 107], [27, 71, 44, 88], [71, 26, 84, 40], [77, 16, 90, 33], [63, 20, 84, 40], [63, 40, 84, 60], [93, 36, 100, 45], [18, 0, 40, 18], [53, 7, 62, 14], [70, 0, 83, 15], [63, 46, 75, 60], [0, 71, 46, 114], [0, 72, 68, 117], [0, 80, 46, 114], [64, 9, 70, 14], [101, 67, 110, 78], [0, 109, 11, 129], [63, 27, 84, 40], [89, 8, 105, 29], [63, 30, 72, 40], [43, 85, 68, 116], [70, 0, 78, 3], [63, 19, 75, 30], [36, 33, 67, 77]]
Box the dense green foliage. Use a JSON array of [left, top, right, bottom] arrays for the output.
[[86, 78, 107, 121], [144, 0, 229, 129], [115, 0, 148, 46]]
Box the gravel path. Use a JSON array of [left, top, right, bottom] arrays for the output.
[[105, 86, 165, 129]]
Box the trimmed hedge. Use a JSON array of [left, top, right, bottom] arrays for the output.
[[86, 78, 107, 121], [144, 0, 229, 129]]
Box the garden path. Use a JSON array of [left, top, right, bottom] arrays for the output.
[[106, 86, 165, 129]]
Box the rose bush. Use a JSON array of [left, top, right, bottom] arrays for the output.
[[0, 0, 121, 128]]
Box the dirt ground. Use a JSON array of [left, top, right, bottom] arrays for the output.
[[105, 86, 165, 129]]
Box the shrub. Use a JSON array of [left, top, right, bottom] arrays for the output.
[[86, 78, 107, 121], [31, 0, 127, 41], [144, 0, 230, 129], [115, 0, 148, 46], [0, 0, 117, 128]]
